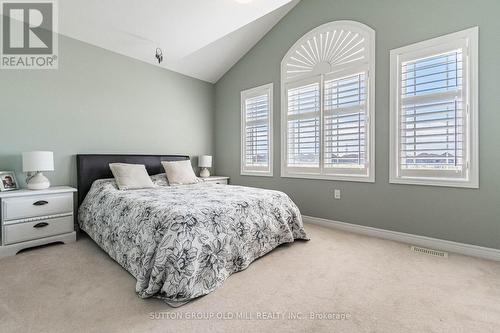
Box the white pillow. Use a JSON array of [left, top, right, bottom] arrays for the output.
[[109, 163, 155, 190], [161, 160, 198, 185]]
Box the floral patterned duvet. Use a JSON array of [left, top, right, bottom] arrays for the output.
[[78, 175, 308, 306]]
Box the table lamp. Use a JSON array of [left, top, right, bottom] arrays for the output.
[[22, 151, 54, 190], [198, 155, 212, 178]]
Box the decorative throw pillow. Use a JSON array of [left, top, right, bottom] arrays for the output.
[[109, 163, 155, 190], [161, 160, 199, 185]]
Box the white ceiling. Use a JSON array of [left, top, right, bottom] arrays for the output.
[[58, 0, 300, 83]]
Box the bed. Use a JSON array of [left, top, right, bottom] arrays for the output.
[[77, 154, 308, 306]]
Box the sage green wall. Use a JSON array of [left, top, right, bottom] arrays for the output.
[[215, 0, 500, 248], [0, 34, 215, 187]]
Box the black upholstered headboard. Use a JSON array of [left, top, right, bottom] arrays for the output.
[[76, 154, 190, 206]]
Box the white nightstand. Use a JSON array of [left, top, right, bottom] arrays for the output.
[[199, 176, 230, 185], [0, 186, 77, 259]]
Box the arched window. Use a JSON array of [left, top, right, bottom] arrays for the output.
[[281, 20, 375, 182]]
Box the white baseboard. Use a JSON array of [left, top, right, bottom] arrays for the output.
[[303, 215, 500, 262]]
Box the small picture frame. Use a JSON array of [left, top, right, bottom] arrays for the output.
[[0, 171, 19, 192]]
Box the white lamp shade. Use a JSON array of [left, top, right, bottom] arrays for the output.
[[22, 151, 54, 172], [198, 155, 212, 168]]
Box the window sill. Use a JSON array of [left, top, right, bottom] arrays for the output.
[[240, 171, 274, 177], [281, 172, 374, 183], [389, 177, 479, 189]]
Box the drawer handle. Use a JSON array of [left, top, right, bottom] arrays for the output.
[[33, 200, 49, 206], [33, 222, 49, 228]]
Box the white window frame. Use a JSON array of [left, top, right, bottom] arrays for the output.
[[241, 83, 273, 177], [280, 21, 375, 182], [389, 27, 479, 188]]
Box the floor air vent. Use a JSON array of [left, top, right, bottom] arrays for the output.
[[410, 246, 448, 258]]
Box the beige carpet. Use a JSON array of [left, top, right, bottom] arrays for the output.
[[1, 223, 500, 333]]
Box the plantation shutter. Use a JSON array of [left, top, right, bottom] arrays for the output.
[[323, 72, 368, 173], [281, 21, 375, 181], [241, 84, 273, 175], [399, 49, 466, 179], [286, 81, 321, 172]]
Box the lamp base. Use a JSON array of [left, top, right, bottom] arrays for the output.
[[200, 168, 210, 178], [27, 172, 50, 190]]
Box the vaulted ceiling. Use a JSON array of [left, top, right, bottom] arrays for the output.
[[58, 0, 300, 83]]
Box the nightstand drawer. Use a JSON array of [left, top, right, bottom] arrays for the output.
[[3, 215, 74, 245], [2, 193, 73, 221], [211, 180, 228, 185], [200, 177, 229, 185]]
